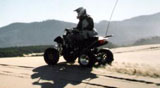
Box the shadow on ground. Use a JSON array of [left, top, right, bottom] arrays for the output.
[[31, 62, 116, 88]]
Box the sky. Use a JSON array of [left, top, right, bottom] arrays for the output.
[[1, 0, 160, 27]]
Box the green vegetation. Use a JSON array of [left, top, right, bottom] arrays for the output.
[[133, 36, 160, 46], [0, 45, 52, 57], [0, 41, 118, 58]]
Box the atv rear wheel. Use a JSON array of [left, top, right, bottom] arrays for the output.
[[63, 49, 77, 63], [95, 49, 114, 66], [44, 48, 59, 65], [78, 52, 95, 67]]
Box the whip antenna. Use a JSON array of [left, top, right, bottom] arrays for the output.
[[105, 0, 119, 36]]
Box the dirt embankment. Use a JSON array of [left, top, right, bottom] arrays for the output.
[[107, 44, 160, 78]]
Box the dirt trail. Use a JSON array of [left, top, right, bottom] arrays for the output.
[[0, 44, 160, 88]]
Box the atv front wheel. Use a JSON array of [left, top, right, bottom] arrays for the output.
[[44, 48, 59, 65]]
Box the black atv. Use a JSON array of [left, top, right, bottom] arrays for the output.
[[44, 28, 114, 67]]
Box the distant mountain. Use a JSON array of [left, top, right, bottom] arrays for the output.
[[0, 12, 160, 47], [0, 20, 75, 47], [95, 12, 160, 45]]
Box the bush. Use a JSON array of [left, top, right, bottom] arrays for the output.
[[133, 36, 160, 46], [0, 45, 52, 57]]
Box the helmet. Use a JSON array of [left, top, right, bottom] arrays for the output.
[[74, 7, 86, 18]]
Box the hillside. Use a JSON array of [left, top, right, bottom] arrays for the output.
[[96, 12, 160, 45], [0, 12, 160, 47], [0, 20, 75, 47]]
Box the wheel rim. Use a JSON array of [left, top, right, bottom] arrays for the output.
[[79, 55, 89, 65], [101, 52, 107, 61], [97, 52, 107, 60], [96, 52, 108, 64]]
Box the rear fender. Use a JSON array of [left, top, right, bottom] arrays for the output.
[[98, 37, 108, 44], [94, 36, 108, 47], [85, 36, 108, 49]]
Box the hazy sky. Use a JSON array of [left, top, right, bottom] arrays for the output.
[[1, 0, 160, 27]]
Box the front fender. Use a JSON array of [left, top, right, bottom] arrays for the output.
[[54, 36, 63, 44]]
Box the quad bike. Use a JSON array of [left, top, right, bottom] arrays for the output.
[[43, 28, 114, 67]]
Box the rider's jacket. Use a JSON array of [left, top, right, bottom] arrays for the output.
[[76, 15, 94, 31]]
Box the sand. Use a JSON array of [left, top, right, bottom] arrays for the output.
[[0, 44, 160, 88]]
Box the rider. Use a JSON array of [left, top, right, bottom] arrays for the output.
[[74, 7, 97, 40], [66, 7, 97, 47]]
